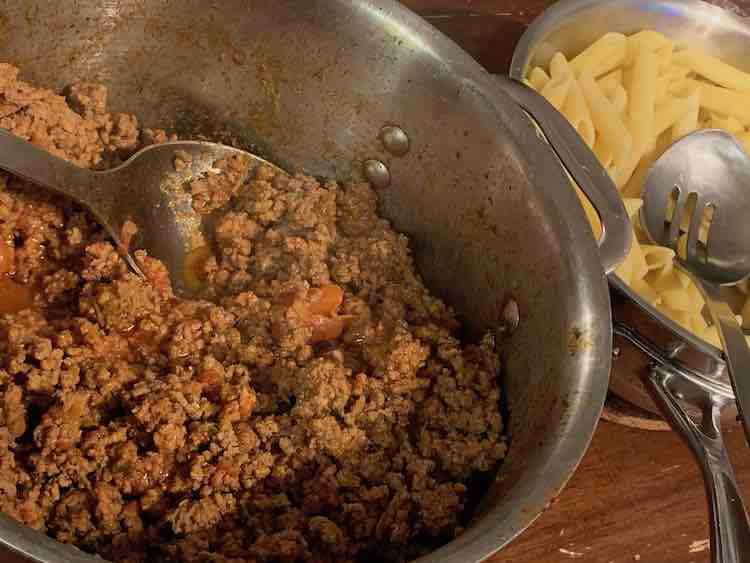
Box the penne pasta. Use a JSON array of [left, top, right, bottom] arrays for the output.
[[703, 326, 722, 348], [621, 44, 659, 185], [671, 78, 750, 123], [615, 243, 637, 285], [656, 305, 695, 331], [647, 262, 680, 294], [642, 244, 675, 272], [593, 137, 614, 171], [578, 71, 633, 186], [654, 94, 696, 138], [655, 43, 674, 72], [661, 282, 704, 313], [622, 131, 673, 199], [626, 30, 674, 71], [540, 75, 572, 111], [671, 90, 700, 142], [628, 29, 672, 51], [709, 112, 743, 133], [527, 66, 551, 91], [631, 277, 661, 307], [570, 33, 628, 77], [622, 198, 644, 219], [656, 65, 690, 103], [597, 69, 623, 96], [563, 78, 597, 147], [689, 313, 709, 337], [524, 29, 750, 351], [674, 269, 693, 290], [608, 84, 628, 114], [539, 52, 574, 110], [673, 48, 750, 91], [616, 228, 648, 286], [545, 53, 597, 146]]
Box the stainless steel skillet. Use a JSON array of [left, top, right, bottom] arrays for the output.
[[0, 1, 630, 561]]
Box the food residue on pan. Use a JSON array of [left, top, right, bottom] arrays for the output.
[[0, 63, 508, 562], [567, 326, 593, 357]]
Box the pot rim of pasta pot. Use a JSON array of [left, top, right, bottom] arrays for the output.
[[509, 0, 750, 396]]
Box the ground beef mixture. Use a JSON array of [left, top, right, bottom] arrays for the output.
[[0, 63, 507, 563]]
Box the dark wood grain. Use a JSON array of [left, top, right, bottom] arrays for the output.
[[401, 0, 551, 72], [496, 420, 750, 563], [399, 1, 750, 562]]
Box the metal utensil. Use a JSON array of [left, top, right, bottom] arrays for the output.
[[642, 129, 750, 439], [616, 318, 750, 563], [0, 129, 283, 296], [641, 130, 750, 286], [648, 364, 750, 563], [640, 129, 750, 563]]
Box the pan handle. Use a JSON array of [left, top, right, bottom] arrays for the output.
[[647, 364, 750, 563], [495, 76, 631, 274]]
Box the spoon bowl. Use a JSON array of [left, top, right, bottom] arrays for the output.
[[642, 129, 750, 286], [0, 129, 285, 296]]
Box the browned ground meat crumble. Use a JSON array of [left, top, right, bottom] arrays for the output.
[[0, 63, 507, 563]]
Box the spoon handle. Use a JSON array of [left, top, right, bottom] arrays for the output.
[[701, 278, 750, 444], [648, 364, 750, 563], [676, 262, 750, 445], [0, 128, 100, 207]]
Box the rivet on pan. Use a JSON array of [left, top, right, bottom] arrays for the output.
[[498, 299, 520, 337], [363, 159, 391, 189], [380, 125, 410, 157], [612, 347, 621, 359]]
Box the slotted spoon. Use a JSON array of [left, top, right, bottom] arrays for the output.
[[642, 129, 750, 439], [642, 129, 750, 563]]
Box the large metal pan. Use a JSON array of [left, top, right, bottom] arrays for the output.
[[0, 1, 630, 562]]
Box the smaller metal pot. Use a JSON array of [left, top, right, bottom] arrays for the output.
[[510, 1, 750, 561], [509, 0, 750, 422]]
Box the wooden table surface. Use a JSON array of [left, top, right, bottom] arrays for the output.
[[399, 1, 750, 562]]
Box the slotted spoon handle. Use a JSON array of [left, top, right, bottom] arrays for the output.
[[676, 262, 750, 444], [648, 365, 750, 563]]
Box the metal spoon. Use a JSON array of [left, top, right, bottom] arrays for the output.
[[642, 128, 750, 439], [641, 128, 750, 563], [0, 128, 284, 296]]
